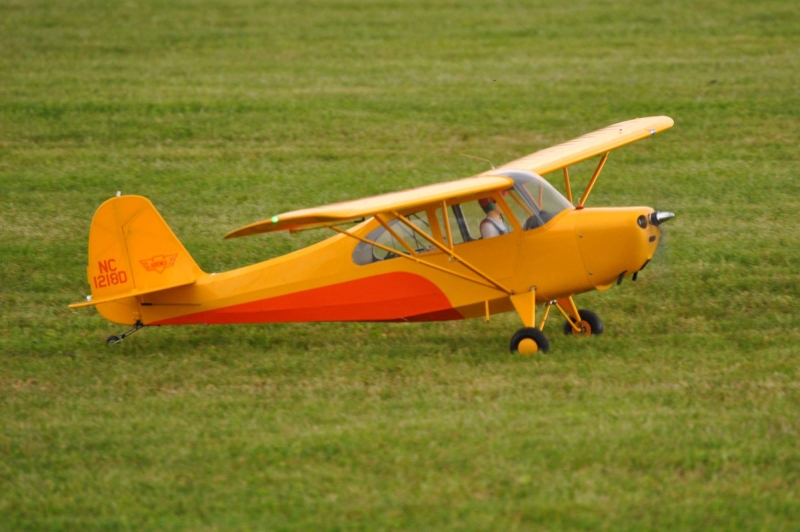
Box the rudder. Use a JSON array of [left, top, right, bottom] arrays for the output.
[[70, 195, 204, 325]]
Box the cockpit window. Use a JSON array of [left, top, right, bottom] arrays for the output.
[[438, 198, 513, 243], [495, 170, 572, 230], [352, 211, 434, 265], [351, 172, 570, 265]]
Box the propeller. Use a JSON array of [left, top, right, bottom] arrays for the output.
[[632, 210, 674, 282], [649, 211, 675, 226]]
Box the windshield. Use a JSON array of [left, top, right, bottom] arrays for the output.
[[495, 170, 572, 230]]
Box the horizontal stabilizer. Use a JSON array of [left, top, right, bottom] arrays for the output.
[[69, 280, 195, 309]]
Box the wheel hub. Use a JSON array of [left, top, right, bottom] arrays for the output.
[[571, 320, 592, 337], [517, 338, 539, 355]]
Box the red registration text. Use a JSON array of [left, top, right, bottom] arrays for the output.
[[94, 259, 129, 288]]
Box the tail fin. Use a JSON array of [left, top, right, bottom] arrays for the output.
[[69, 195, 204, 324]]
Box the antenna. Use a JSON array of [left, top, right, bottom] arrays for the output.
[[459, 154, 495, 169]]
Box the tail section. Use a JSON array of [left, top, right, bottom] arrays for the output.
[[69, 195, 204, 325]]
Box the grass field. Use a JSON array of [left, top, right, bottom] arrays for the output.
[[2, 0, 800, 529]]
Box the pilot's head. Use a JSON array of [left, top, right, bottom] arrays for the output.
[[479, 198, 496, 214]]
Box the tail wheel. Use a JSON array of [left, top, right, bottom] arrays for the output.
[[510, 327, 550, 355], [563, 309, 604, 336]]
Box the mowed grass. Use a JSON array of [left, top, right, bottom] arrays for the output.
[[1, 0, 799, 529]]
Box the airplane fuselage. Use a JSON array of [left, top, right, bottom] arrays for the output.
[[96, 206, 662, 327]]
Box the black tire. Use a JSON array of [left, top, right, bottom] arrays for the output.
[[563, 309, 604, 336], [106, 335, 121, 345], [510, 327, 550, 354]]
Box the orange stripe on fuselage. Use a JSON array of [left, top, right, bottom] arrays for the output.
[[151, 272, 463, 325]]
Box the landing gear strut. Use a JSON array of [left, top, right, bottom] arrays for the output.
[[106, 321, 144, 345], [509, 289, 550, 354], [562, 309, 604, 336], [508, 295, 603, 354]]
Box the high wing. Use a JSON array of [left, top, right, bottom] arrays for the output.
[[226, 116, 672, 239], [483, 116, 674, 177], [225, 175, 513, 238]]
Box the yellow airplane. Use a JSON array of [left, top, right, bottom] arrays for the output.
[[70, 116, 675, 354]]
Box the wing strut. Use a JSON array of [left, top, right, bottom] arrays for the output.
[[563, 168, 573, 204], [391, 211, 511, 294], [579, 152, 610, 206], [329, 216, 511, 295], [375, 214, 418, 257], [441, 200, 454, 252], [330, 226, 506, 293]]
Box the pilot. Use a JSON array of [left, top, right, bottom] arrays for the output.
[[479, 198, 508, 238]]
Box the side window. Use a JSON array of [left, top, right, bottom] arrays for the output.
[[352, 211, 434, 265], [459, 201, 488, 239], [437, 205, 470, 245], [437, 198, 514, 244]]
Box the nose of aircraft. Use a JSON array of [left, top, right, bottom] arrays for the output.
[[574, 207, 671, 290]]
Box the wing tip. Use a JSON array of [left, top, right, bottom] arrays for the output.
[[224, 223, 269, 240], [645, 115, 674, 131], [655, 114, 674, 125]]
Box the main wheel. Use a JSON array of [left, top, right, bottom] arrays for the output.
[[106, 335, 121, 345], [563, 309, 604, 336], [510, 327, 550, 355]]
